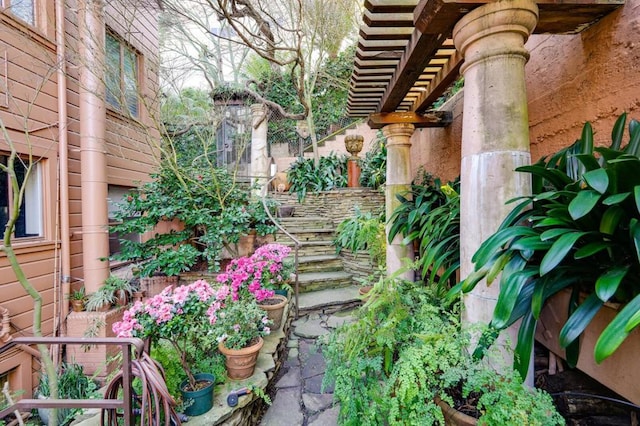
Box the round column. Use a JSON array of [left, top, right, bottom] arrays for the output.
[[453, 0, 538, 363], [79, 0, 109, 293], [250, 104, 269, 196], [382, 123, 415, 281]]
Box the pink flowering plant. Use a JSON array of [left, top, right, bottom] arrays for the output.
[[212, 298, 271, 350], [113, 279, 272, 388], [113, 280, 223, 389], [216, 243, 293, 300]]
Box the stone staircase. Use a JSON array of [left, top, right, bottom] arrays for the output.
[[271, 188, 385, 312], [275, 216, 352, 293]]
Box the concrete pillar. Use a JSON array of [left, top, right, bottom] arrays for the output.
[[250, 104, 269, 196], [79, 0, 109, 293], [453, 0, 538, 357], [382, 123, 415, 281]]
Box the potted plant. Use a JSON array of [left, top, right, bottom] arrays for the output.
[[217, 243, 293, 327], [323, 275, 563, 425], [69, 287, 86, 312], [113, 280, 223, 416], [85, 275, 135, 312], [448, 113, 640, 380], [213, 298, 272, 380]]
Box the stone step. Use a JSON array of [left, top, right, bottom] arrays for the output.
[[276, 230, 335, 243], [297, 285, 362, 313], [277, 216, 335, 230], [278, 240, 336, 257], [296, 254, 343, 273], [296, 271, 354, 293]]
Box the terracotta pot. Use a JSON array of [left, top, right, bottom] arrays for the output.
[[70, 299, 84, 312], [358, 285, 373, 297], [258, 295, 288, 329], [218, 337, 264, 380], [435, 397, 477, 426]]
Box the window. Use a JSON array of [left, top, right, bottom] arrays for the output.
[[107, 185, 140, 257], [0, 155, 42, 239], [106, 31, 140, 117], [3, 0, 35, 26]]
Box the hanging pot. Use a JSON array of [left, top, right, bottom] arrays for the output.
[[180, 373, 215, 416], [218, 337, 264, 380]]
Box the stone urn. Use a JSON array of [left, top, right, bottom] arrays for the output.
[[344, 134, 364, 159]]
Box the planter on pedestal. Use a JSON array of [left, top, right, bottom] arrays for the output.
[[218, 337, 264, 380], [180, 373, 215, 416], [257, 295, 287, 329]]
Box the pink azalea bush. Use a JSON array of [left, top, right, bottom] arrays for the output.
[[216, 243, 293, 300], [113, 279, 270, 388]]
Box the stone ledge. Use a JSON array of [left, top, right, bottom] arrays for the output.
[[73, 301, 293, 426]]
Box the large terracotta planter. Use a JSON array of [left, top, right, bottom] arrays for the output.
[[258, 295, 288, 329], [218, 337, 264, 380]]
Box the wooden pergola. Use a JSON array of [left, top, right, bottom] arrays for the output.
[[349, 0, 624, 128]]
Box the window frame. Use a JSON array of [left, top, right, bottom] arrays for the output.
[[105, 30, 141, 119], [1, 0, 35, 27], [0, 154, 44, 241]]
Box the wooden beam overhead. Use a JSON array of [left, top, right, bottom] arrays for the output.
[[379, 30, 448, 112], [355, 58, 400, 69], [364, 10, 414, 27], [349, 0, 624, 117], [358, 39, 409, 51], [364, 0, 418, 13], [359, 25, 413, 40], [413, 51, 463, 112], [414, 0, 624, 35], [368, 111, 453, 129], [356, 48, 404, 60]]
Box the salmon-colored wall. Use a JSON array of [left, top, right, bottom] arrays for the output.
[[0, 1, 159, 396], [408, 0, 640, 183], [526, 0, 640, 159]]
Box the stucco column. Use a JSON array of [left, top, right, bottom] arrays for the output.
[[454, 0, 537, 373], [383, 123, 415, 281], [250, 104, 269, 196], [79, 0, 109, 293]]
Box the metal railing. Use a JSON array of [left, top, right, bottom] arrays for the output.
[[0, 336, 144, 426]]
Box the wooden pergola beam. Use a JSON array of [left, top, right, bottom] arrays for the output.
[[368, 111, 453, 129]]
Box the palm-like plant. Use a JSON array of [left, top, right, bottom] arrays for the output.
[[448, 113, 640, 378]]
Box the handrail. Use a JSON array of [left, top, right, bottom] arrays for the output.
[[0, 336, 144, 425], [261, 175, 303, 319]]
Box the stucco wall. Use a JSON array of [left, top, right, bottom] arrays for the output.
[[409, 91, 463, 183], [526, 0, 640, 160]]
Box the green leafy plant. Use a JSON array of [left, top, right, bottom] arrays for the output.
[[334, 207, 386, 268], [68, 287, 86, 301], [359, 132, 386, 189], [85, 275, 135, 312], [448, 113, 640, 378], [110, 163, 274, 274], [388, 171, 461, 291], [37, 363, 99, 426], [287, 153, 347, 202], [323, 274, 562, 425]]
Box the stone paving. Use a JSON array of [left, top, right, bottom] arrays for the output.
[[259, 310, 356, 426]]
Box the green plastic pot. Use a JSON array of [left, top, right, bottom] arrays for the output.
[[180, 373, 215, 416]]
